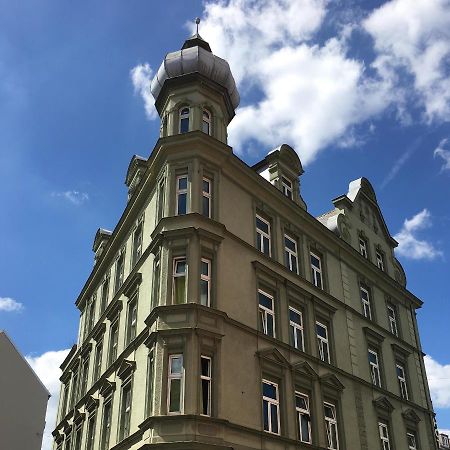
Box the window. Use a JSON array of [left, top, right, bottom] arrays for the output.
[[93, 340, 103, 382], [387, 305, 398, 336], [396, 363, 409, 400], [368, 349, 382, 387], [379, 422, 392, 450], [114, 252, 125, 293], [70, 370, 78, 408], [310, 252, 323, 289], [295, 392, 311, 443], [73, 424, 83, 450], [179, 107, 189, 133], [157, 179, 165, 221], [100, 398, 112, 450], [119, 381, 132, 440], [262, 380, 280, 434], [281, 176, 293, 199], [359, 237, 368, 259], [202, 177, 212, 218], [132, 223, 143, 266], [79, 356, 90, 397], [316, 321, 330, 363], [146, 349, 155, 416], [289, 306, 304, 351], [200, 356, 212, 416], [100, 276, 109, 314], [324, 402, 339, 449], [126, 298, 138, 345], [200, 258, 211, 307], [284, 234, 299, 274], [61, 381, 70, 418], [64, 434, 71, 450], [176, 175, 188, 215], [152, 252, 161, 309], [168, 354, 184, 414], [407, 432, 417, 450], [86, 296, 96, 335], [360, 286, 372, 320], [108, 320, 119, 366], [86, 414, 96, 450], [202, 109, 211, 135], [256, 214, 271, 256], [173, 257, 187, 304], [258, 289, 275, 337], [376, 251, 385, 271]]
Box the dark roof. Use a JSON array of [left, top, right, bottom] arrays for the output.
[[181, 33, 212, 52]]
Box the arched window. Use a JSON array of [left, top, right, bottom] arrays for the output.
[[202, 109, 211, 135], [179, 107, 190, 134]]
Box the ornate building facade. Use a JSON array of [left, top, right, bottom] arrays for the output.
[[52, 31, 438, 450]]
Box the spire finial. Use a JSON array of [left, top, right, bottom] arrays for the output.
[[195, 17, 200, 34]]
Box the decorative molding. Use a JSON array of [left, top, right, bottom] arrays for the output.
[[373, 396, 394, 414], [256, 347, 291, 368], [122, 272, 142, 298], [73, 409, 86, 425], [99, 379, 116, 397], [85, 395, 99, 413], [391, 343, 411, 360], [363, 327, 385, 345], [402, 408, 421, 425], [319, 373, 345, 391], [92, 323, 106, 342], [117, 359, 137, 380], [292, 361, 319, 379], [105, 298, 123, 321]]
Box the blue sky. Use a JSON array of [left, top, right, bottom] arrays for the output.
[[1, 0, 450, 447]]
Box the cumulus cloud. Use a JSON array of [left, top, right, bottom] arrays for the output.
[[0, 296, 24, 312], [51, 190, 89, 206], [130, 63, 158, 120], [434, 138, 450, 171], [425, 355, 450, 408], [364, 0, 450, 123], [26, 349, 70, 450], [394, 209, 442, 260]]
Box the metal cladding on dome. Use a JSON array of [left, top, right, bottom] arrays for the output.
[[150, 34, 240, 110]]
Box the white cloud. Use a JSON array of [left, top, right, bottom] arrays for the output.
[[434, 138, 450, 171], [51, 190, 89, 206], [364, 0, 450, 123], [0, 296, 24, 312], [130, 63, 158, 120], [26, 349, 70, 450], [425, 355, 450, 408], [394, 209, 443, 260]]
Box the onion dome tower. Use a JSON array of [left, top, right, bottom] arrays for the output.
[[150, 19, 239, 144]]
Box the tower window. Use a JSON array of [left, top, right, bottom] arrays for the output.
[[202, 109, 211, 135], [173, 257, 187, 304], [202, 177, 212, 218], [176, 175, 188, 215], [179, 107, 190, 134], [281, 176, 293, 199], [200, 356, 212, 416], [200, 258, 211, 307]]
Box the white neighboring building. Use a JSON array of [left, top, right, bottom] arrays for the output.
[[0, 331, 49, 450], [439, 433, 450, 449]]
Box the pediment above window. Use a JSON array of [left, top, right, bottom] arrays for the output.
[[73, 409, 85, 425], [257, 347, 290, 368], [402, 408, 421, 424], [105, 298, 123, 321], [292, 361, 319, 379], [98, 379, 116, 397], [373, 396, 394, 414], [85, 395, 99, 413], [117, 359, 136, 380], [363, 327, 385, 346], [92, 323, 106, 342], [319, 373, 345, 392], [122, 272, 142, 298]]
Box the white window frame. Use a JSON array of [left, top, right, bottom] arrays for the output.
[[289, 306, 304, 351], [407, 432, 417, 450], [114, 252, 125, 293], [126, 298, 138, 345], [179, 107, 190, 133], [176, 175, 188, 215], [360, 286, 372, 320], [396, 363, 409, 400], [202, 177, 212, 218], [200, 355, 212, 416], [376, 251, 385, 271], [284, 234, 299, 274], [310, 252, 323, 289], [167, 354, 184, 414], [295, 391, 311, 443], [132, 222, 143, 266], [359, 237, 368, 259], [258, 289, 275, 338], [281, 176, 293, 199], [316, 321, 330, 363], [387, 305, 398, 336], [109, 320, 119, 365], [379, 422, 391, 450], [200, 258, 211, 307], [172, 257, 187, 304], [324, 402, 339, 450], [202, 109, 211, 135], [262, 379, 280, 435], [368, 349, 382, 387], [256, 214, 271, 256]]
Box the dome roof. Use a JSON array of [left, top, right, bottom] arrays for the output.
[[150, 35, 240, 110]]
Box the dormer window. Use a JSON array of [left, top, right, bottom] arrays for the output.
[[281, 176, 293, 199], [202, 109, 211, 135], [179, 107, 190, 134]]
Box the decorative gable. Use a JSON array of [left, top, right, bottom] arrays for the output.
[[402, 408, 421, 424], [292, 361, 319, 379], [373, 396, 394, 414], [98, 379, 116, 397], [320, 373, 345, 392]]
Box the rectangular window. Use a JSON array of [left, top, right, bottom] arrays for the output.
[[176, 175, 188, 215], [86, 414, 96, 450], [86, 296, 96, 336], [61, 382, 70, 418], [368, 349, 382, 387], [396, 363, 409, 400], [379, 422, 392, 450], [64, 435, 71, 450], [258, 289, 275, 337], [100, 276, 109, 314], [132, 223, 143, 266], [126, 298, 138, 345], [146, 349, 155, 416], [168, 354, 184, 414], [73, 424, 83, 450], [324, 402, 339, 450], [376, 251, 385, 271], [289, 306, 304, 351], [119, 381, 132, 440], [316, 322, 330, 363], [200, 258, 211, 307], [152, 252, 161, 309], [100, 398, 112, 450], [114, 252, 125, 294], [310, 252, 323, 289], [360, 286, 372, 320], [93, 339, 103, 382], [108, 320, 119, 366], [256, 214, 271, 256], [70, 370, 78, 408], [157, 179, 165, 221], [79, 356, 90, 397], [359, 237, 368, 259], [200, 356, 212, 416], [284, 234, 299, 274], [407, 432, 417, 450], [387, 305, 398, 336], [202, 177, 212, 218], [295, 392, 311, 443], [173, 257, 187, 304], [262, 380, 280, 434], [281, 176, 293, 199]]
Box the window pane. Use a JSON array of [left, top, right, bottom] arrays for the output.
[[263, 400, 269, 431], [170, 356, 183, 374], [296, 396, 307, 409], [285, 236, 296, 251], [259, 292, 273, 309], [180, 117, 189, 133], [169, 379, 181, 411], [200, 280, 209, 306], [201, 358, 210, 377], [266, 314, 274, 337], [202, 196, 210, 217], [177, 193, 187, 215], [256, 217, 269, 233], [201, 261, 209, 276], [270, 404, 279, 433], [202, 121, 210, 134], [263, 238, 270, 255], [316, 323, 327, 338], [201, 379, 209, 414], [175, 259, 186, 274], [202, 179, 210, 193], [290, 308, 301, 325], [311, 254, 320, 268], [301, 415, 310, 442], [263, 382, 276, 399]]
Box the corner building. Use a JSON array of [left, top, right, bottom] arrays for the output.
[[53, 33, 438, 450]]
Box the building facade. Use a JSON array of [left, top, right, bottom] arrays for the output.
[[0, 331, 49, 450], [52, 32, 438, 450]]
